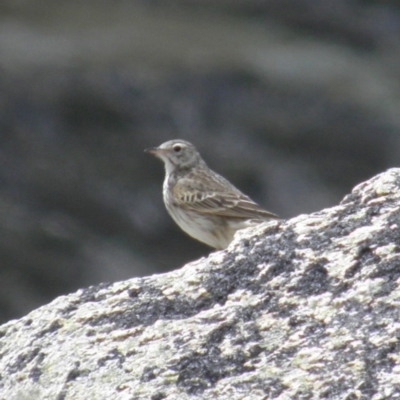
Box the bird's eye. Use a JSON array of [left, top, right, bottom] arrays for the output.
[[173, 145, 182, 152]]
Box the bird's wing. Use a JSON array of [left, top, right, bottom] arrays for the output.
[[173, 176, 278, 220]]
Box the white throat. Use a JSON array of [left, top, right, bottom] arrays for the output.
[[162, 158, 176, 176]]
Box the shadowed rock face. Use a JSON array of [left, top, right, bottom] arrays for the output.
[[0, 169, 399, 399], [0, 1, 399, 324]]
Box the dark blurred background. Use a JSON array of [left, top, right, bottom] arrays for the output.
[[0, 0, 399, 324]]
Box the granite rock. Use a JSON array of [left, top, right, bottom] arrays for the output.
[[0, 169, 399, 399]]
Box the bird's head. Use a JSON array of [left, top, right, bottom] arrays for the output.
[[145, 139, 203, 173]]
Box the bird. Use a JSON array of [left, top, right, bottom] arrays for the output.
[[145, 139, 278, 249]]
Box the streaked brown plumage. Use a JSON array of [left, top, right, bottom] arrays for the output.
[[145, 139, 278, 249]]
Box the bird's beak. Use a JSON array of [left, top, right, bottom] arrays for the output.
[[144, 146, 159, 155], [144, 146, 168, 158]]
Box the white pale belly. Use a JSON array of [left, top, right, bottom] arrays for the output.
[[168, 205, 231, 249]]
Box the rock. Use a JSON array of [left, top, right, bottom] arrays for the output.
[[0, 168, 399, 399]]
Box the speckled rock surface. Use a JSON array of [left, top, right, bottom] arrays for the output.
[[0, 169, 399, 400]]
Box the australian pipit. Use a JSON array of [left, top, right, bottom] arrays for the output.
[[145, 139, 278, 249]]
